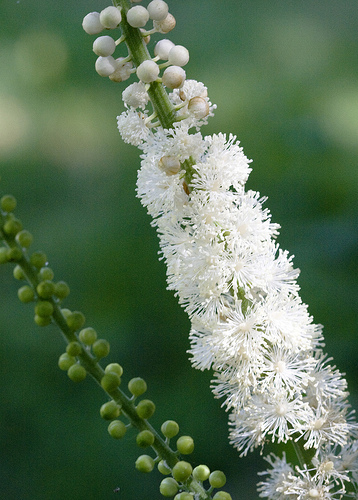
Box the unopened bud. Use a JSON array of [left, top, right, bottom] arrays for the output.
[[95, 56, 116, 77], [147, 0, 169, 21], [188, 97, 209, 119], [82, 12, 103, 35], [153, 13, 176, 33], [168, 45, 189, 67], [154, 39, 175, 60], [136, 60, 160, 83], [159, 156, 181, 175], [99, 6, 122, 29], [127, 6, 149, 27], [162, 66, 186, 89], [93, 36, 116, 57]]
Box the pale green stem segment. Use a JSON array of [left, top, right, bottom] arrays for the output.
[[0, 215, 213, 499]]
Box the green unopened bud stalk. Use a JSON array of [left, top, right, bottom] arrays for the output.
[[175, 493, 194, 500], [34, 314, 52, 326], [105, 363, 123, 377], [0, 247, 8, 264], [36, 280, 55, 299], [13, 265, 25, 280], [54, 281, 70, 300], [38, 267, 54, 281], [193, 465, 210, 482], [30, 251, 47, 269], [6, 247, 22, 261], [158, 460, 171, 475], [35, 300, 54, 317]]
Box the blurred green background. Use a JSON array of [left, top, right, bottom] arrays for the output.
[[1, 0, 357, 498]]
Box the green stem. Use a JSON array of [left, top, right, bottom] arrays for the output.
[[0, 219, 212, 500]]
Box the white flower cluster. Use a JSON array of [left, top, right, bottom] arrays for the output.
[[130, 82, 358, 496]]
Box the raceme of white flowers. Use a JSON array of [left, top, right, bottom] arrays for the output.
[[83, 2, 358, 498]]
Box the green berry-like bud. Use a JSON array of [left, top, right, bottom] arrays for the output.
[[158, 460, 171, 475], [193, 465, 210, 482], [174, 494, 194, 500], [38, 267, 54, 281], [1, 194, 17, 212], [108, 420, 127, 439], [101, 372, 121, 392], [30, 251, 47, 269], [36, 280, 55, 299], [0, 247, 8, 263], [34, 314, 52, 326], [172, 461, 193, 482], [66, 341, 82, 357], [58, 352, 76, 371], [67, 363, 87, 382], [6, 247, 22, 261], [128, 377, 147, 397], [16, 229, 33, 248], [66, 311, 85, 331], [13, 265, 25, 280], [161, 420, 179, 439], [159, 477, 179, 497], [100, 400, 120, 420], [105, 363, 123, 377], [35, 300, 54, 317], [3, 217, 22, 236], [18, 285, 35, 303], [136, 430, 155, 448], [176, 436, 194, 455], [54, 281, 70, 300], [79, 327, 97, 345], [209, 471, 226, 489], [60, 308, 72, 319], [92, 339, 110, 359], [213, 493, 232, 500], [136, 399, 155, 420], [135, 455, 155, 473]]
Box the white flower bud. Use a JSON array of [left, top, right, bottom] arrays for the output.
[[95, 56, 116, 77], [153, 13, 176, 34], [109, 58, 133, 82], [154, 39, 175, 60], [162, 66, 186, 89], [127, 6, 149, 27], [188, 96, 210, 118], [136, 60, 160, 83], [168, 45, 189, 67], [99, 6, 122, 29], [147, 0, 169, 21], [158, 156, 181, 175], [93, 36, 116, 57], [82, 12, 103, 35]]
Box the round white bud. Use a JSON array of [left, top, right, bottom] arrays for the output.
[[154, 39, 175, 60], [162, 66, 186, 89], [99, 6, 122, 29], [153, 13, 176, 33], [168, 45, 189, 67], [93, 36, 116, 57], [127, 6, 149, 27], [109, 58, 133, 82], [188, 97, 210, 118], [136, 60, 160, 83], [82, 12, 104, 35], [159, 156, 181, 175], [95, 56, 116, 77], [147, 0, 169, 21]]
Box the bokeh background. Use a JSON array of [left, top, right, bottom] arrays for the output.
[[1, 0, 357, 498]]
